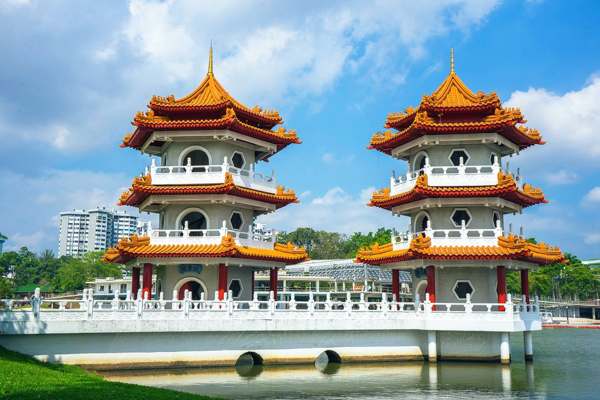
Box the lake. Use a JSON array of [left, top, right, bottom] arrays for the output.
[[104, 329, 598, 399]]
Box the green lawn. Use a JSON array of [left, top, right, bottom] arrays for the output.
[[0, 346, 219, 400]]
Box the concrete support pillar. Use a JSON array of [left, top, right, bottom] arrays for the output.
[[497, 266, 507, 311], [316, 280, 320, 292], [392, 269, 400, 301], [524, 331, 534, 362], [427, 331, 437, 363], [142, 263, 153, 300], [269, 268, 278, 299], [500, 332, 510, 364], [521, 269, 530, 304], [131, 267, 140, 299], [282, 280, 286, 293], [217, 264, 227, 301], [426, 266, 436, 303]]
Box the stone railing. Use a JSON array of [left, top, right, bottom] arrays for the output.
[[390, 156, 501, 195], [0, 289, 539, 325], [392, 221, 503, 250], [142, 221, 276, 249], [149, 157, 277, 193]]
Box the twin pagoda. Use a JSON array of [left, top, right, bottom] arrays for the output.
[[105, 48, 308, 301]]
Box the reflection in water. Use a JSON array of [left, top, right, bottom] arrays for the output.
[[102, 331, 600, 400]]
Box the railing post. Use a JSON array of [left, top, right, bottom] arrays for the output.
[[506, 294, 514, 317], [252, 291, 259, 310], [112, 290, 119, 311], [87, 289, 95, 320], [326, 292, 332, 311], [465, 293, 473, 313], [228, 290, 234, 315], [424, 293, 432, 314], [359, 292, 366, 311], [32, 287, 41, 319], [136, 289, 143, 318], [269, 290, 275, 316], [159, 291, 165, 310], [184, 290, 190, 317], [309, 292, 315, 315], [345, 292, 352, 316], [381, 292, 388, 315], [289, 292, 296, 311]]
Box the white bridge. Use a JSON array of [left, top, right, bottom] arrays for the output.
[[0, 290, 539, 368]]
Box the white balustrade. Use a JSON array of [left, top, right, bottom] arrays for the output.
[[0, 291, 540, 324], [392, 220, 503, 249], [390, 156, 501, 196], [147, 220, 276, 249], [149, 157, 277, 193]]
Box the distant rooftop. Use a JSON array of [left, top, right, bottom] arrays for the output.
[[583, 259, 600, 267], [284, 259, 411, 283]]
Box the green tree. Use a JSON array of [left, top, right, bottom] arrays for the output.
[[52, 252, 122, 292], [0, 277, 13, 298]]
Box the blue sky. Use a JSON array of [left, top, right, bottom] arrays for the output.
[[0, 0, 599, 258]]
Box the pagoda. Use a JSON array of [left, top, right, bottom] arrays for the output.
[[105, 47, 308, 301], [357, 50, 564, 319]]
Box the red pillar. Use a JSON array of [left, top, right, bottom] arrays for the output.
[[270, 268, 278, 299], [521, 269, 530, 304], [392, 269, 400, 301], [131, 267, 140, 299], [497, 265, 507, 311], [218, 264, 228, 300], [142, 263, 153, 300], [426, 265, 436, 303]]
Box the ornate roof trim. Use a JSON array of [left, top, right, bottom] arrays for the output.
[[118, 172, 298, 208], [104, 234, 308, 264], [368, 172, 546, 210], [355, 234, 564, 266]]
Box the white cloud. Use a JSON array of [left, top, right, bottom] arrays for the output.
[[506, 76, 600, 166], [258, 186, 408, 234], [111, 0, 500, 105], [583, 187, 600, 205], [584, 233, 600, 245], [0, 169, 135, 251], [544, 169, 578, 185]]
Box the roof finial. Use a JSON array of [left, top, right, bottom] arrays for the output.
[[208, 41, 214, 75], [450, 48, 455, 74]]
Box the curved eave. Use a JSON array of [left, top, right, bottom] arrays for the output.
[[356, 236, 564, 266], [369, 176, 546, 210], [104, 236, 308, 265], [369, 121, 543, 154], [148, 100, 282, 129], [124, 113, 300, 151], [119, 176, 298, 209]]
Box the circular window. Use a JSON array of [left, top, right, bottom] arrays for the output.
[[230, 211, 243, 230], [231, 152, 245, 169], [451, 209, 471, 227], [449, 149, 470, 166], [181, 211, 207, 235], [453, 280, 474, 300], [229, 279, 243, 298]]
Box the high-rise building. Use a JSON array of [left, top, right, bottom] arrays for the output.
[[0, 233, 7, 253], [58, 208, 139, 257]]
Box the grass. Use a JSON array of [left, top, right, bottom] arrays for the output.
[[0, 346, 219, 400]]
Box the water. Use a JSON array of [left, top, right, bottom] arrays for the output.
[[104, 329, 599, 399]]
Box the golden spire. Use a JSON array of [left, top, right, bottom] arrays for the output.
[[208, 42, 214, 76], [450, 48, 455, 74]]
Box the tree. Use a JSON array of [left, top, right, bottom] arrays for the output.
[[52, 252, 122, 292]]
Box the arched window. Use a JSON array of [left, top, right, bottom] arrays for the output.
[[414, 212, 431, 233], [493, 211, 501, 229], [180, 211, 207, 236], [413, 152, 429, 173], [179, 146, 211, 171]]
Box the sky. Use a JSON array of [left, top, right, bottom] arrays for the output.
[[0, 0, 599, 258]]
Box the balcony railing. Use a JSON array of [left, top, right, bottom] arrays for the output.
[[392, 221, 503, 250], [141, 221, 276, 249], [390, 156, 501, 196], [148, 157, 277, 194]]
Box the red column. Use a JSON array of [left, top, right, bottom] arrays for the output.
[[217, 264, 228, 300], [392, 269, 400, 301], [142, 263, 153, 300], [131, 267, 140, 299], [270, 268, 278, 299], [426, 265, 436, 303], [521, 269, 530, 304], [497, 265, 507, 311]]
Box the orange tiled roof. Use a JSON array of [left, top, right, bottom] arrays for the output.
[[369, 173, 546, 210], [355, 234, 564, 266], [123, 107, 300, 151], [119, 172, 298, 208], [369, 65, 544, 154], [149, 70, 282, 128], [104, 234, 309, 265]]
